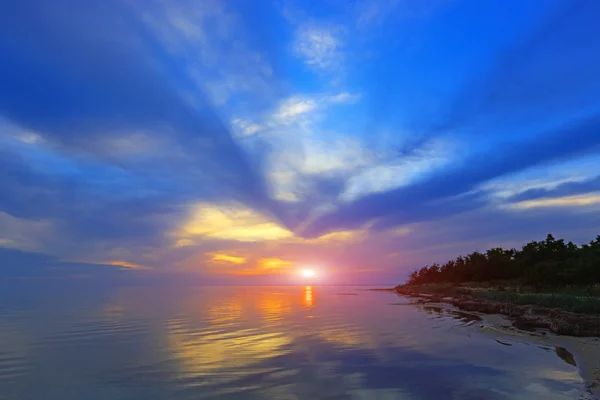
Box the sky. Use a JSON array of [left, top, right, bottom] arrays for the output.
[[1, 0, 600, 285]]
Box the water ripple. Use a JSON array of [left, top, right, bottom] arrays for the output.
[[0, 286, 595, 400]]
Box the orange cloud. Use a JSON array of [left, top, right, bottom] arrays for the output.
[[213, 257, 294, 276], [257, 257, 293, 271]]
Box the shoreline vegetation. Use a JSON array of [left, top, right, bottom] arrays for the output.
[[395, 233, 600, 337]]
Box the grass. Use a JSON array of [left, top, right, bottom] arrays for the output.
[[396, 283, 470, 296], [471, 290, 600, 314], [553, 284, 600, 297], [398, 282, 600, 315]]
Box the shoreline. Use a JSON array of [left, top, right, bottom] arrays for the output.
[[393, 285, 600, 396], [395, 285, 600, 337]]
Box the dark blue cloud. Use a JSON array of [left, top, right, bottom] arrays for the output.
[[304, 114, 600, 237], [0, 248, 146, 280], [507, 176, 600, 203], [0, 0, 269, 205], [302, 0, 600, 237], [0, 149, 185, 246]]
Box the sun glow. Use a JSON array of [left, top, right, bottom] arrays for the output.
[[300, 269, 317, 278]]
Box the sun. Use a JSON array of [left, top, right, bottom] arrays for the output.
[[300, 269, 317, 278]]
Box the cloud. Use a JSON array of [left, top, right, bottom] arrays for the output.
[[293, 25, 344, 71], [208, 252, 247, 265], [507, 193, 600, 210], [0, 212, 56, 253], [101, 261, 152, 270], [302, 114, 600, 237], [0, 0, 271, 207], [204, 251, 294, 276], [0, 143, 189, 269], [228, 90, 367, 209], [295, 0, 600, 238], [176, 202, 294, 243], [174, 239, 196, 248], [505, 175, 600, 203], [340, 138, 457, 202], [255, 257, 293, 273], [273, 97, 318, 123], [232, 118, 264, 136], [0, 0, 294, 271], [262, 91, 361, 128], [355, 0, 447, 28], [0, 248, 150, 280], [140, 0, 277, 108], [327, 92, 361, 104]]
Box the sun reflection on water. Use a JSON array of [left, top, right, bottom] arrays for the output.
[[167, 288, 307, 384], [206, 298, 242, 326], [257, 291, 292, 322], [304, 285, 314, 309]]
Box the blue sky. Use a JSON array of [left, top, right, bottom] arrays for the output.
[[1, 0, 600, 284]]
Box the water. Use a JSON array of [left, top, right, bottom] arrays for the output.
[[0, 285, 592, 399]]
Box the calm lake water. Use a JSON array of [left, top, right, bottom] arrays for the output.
[[0, 285, 593, 399]]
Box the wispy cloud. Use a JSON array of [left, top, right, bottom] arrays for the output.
[[356, 0, 399, 27], [231, 118, 264, 136], [340, 138, 457, 202], [269, 92, 360, 125], [293, 25, 345, 71], [0, 212, 56, 253], [327, 92, 361, 104], [140, 0, 277, 109], [507, 193, 600, 210], [273, 97, 318, 123], [355, 0, 445, 28]]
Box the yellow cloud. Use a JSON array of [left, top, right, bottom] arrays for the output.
[[103, 260, 152, 270], [510, 193, 600, 209], [308, 229, 364, 243], [173, 201, 370, 248], [178, 202, 293, 243], [257, 257, 293, 271], [208, 252, 246, 264]]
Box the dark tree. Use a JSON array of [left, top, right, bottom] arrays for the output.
[[405, 233, 600, 287]]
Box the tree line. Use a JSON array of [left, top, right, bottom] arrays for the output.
[[406, 234, 600, 287]]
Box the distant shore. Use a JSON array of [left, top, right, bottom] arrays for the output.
[[394, 283, 600, 337]]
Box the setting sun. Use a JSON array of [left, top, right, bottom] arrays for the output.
[[300, 269, 317, 278]]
